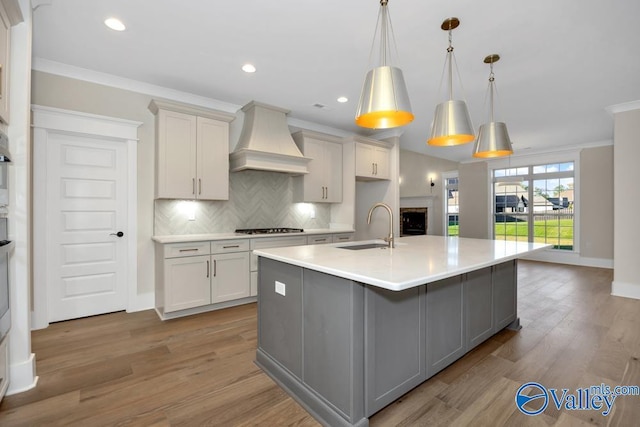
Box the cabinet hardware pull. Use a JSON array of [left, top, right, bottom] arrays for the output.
[[206, 260, 209, 278], [223, 245, 240, 249], [374, 163, 378, 175], [199, 178, 202, 195], [214, 260, 217, 277], [192, 178, 195, 194], [316, 238, 326, 242], [179, 248, 199, 252], [325, 187, 328, 199], [339, 237, 349, 240], [372, 163, 375, 175]]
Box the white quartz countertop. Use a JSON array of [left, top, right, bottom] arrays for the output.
[[152, 229, 354, 244], [254, 235, 551, 291]]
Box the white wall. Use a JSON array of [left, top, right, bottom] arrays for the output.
[[612, 107, 640, 299], [398, 149, 458, 236]]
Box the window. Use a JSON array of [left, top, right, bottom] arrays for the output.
[[493, 162, 574, 250], [444, 174, 459, 237]]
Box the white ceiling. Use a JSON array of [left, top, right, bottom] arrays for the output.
[[31, 0, 640, 162]]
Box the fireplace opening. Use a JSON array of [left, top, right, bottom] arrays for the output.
[[400, 208, 427, 236]]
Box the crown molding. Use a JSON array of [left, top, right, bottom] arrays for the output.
[[32, 57, 240, 115]]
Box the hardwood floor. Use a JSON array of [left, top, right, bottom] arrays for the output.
[[1, 261, 639, 426]]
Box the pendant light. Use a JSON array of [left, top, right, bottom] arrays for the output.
[[355, 0, 413, 129], [473, 54, 513, 158], [428, 18, 474, 146]]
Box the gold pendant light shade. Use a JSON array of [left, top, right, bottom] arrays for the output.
[[473, 122, 512, 158], [428, 100, 475, 146], [355, 65, 414, 129], [427, 18, 474, 146], [355, 0, 413, 129], [472, 54, 513, 158]]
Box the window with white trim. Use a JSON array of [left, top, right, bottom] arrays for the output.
[[444, 173, 459, 237], [493, 162, 574, 250]]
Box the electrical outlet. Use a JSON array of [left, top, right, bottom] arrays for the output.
[[275, 280, 286, 296], [188, 212, 196, 221], [310, 207, 316, 219]]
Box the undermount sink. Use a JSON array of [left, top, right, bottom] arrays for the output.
[[338, 243, 389, 250]]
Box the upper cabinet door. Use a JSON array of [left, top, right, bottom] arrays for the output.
[[156, 110, 198, 199], [291, 131, 343, 204], [372, 146, 391, 180], [0, 4, 11, 124], [197, 116, 229, 200], [151, 99, 234, 200], [324, 140, 343, 203], [355, 141, 391, 181]]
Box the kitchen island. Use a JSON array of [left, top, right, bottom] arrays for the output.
[[254, 235, 550, 427]]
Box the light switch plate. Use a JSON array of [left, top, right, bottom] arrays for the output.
[[275, 281, 286, 296]]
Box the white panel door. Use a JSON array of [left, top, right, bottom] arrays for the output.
[[47, 132, 128, 322]]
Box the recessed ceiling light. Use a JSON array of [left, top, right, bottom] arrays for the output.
[[242, 64, 256, 73], [337, 96, 348, 103], [104, 17, 126, 31]]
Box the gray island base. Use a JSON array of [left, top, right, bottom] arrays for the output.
[[256, 256, 521, 426]]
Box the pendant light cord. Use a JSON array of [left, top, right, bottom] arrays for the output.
[[366, 1, 401, 69]]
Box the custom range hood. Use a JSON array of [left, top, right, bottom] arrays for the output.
[[229, 101, 310, 174]]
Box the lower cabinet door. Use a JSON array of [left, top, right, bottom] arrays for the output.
[[465, 267, 494, 350], [426, 275, 465, 377], [164, 255, 211, 312], [493, 260, 517, 331], [211, 252, 251, 303]]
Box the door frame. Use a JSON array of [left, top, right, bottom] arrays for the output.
[[31, 105, 141, 329]]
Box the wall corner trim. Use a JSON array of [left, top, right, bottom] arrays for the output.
[[7, 352, 38, 395]]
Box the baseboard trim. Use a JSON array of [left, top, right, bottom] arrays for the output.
[[127, 291, 154, 313], [7, 353, 38, 395], [611, 281, 640, 300], [522, 250, 612, 269]]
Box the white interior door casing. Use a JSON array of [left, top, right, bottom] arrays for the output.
[[32, 106, 141, 328]]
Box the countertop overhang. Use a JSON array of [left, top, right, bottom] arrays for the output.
[[254, 235, 551, 291]]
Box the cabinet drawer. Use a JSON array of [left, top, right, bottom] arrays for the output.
[[164, 241, 211, 258], [332, 233, 355, 243], [211, 239, 250, 254], [307, 234, 332, 245]]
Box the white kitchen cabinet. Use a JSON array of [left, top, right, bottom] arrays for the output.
[[292, 130, 343, 203], [355, 140, 391, 181], [0, 2, 11, 124], [0, 334, 8, 402], [164, 254, 212, 312], [307, 234, 332, 245], [149, 99, 234, 200], [156, 239, 250, 316], [211, 251, 250, 303], [332, 233, 355, 243]]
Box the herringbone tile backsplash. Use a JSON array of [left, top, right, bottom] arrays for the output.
[[154, 170, 331, 235]]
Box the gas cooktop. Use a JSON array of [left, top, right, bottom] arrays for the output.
[[235, 227, 304, 235]]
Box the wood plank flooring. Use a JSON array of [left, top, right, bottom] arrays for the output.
[[1, 261, 639, 426]]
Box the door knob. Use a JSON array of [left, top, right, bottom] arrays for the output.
[[110, 231, 124, 237]]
